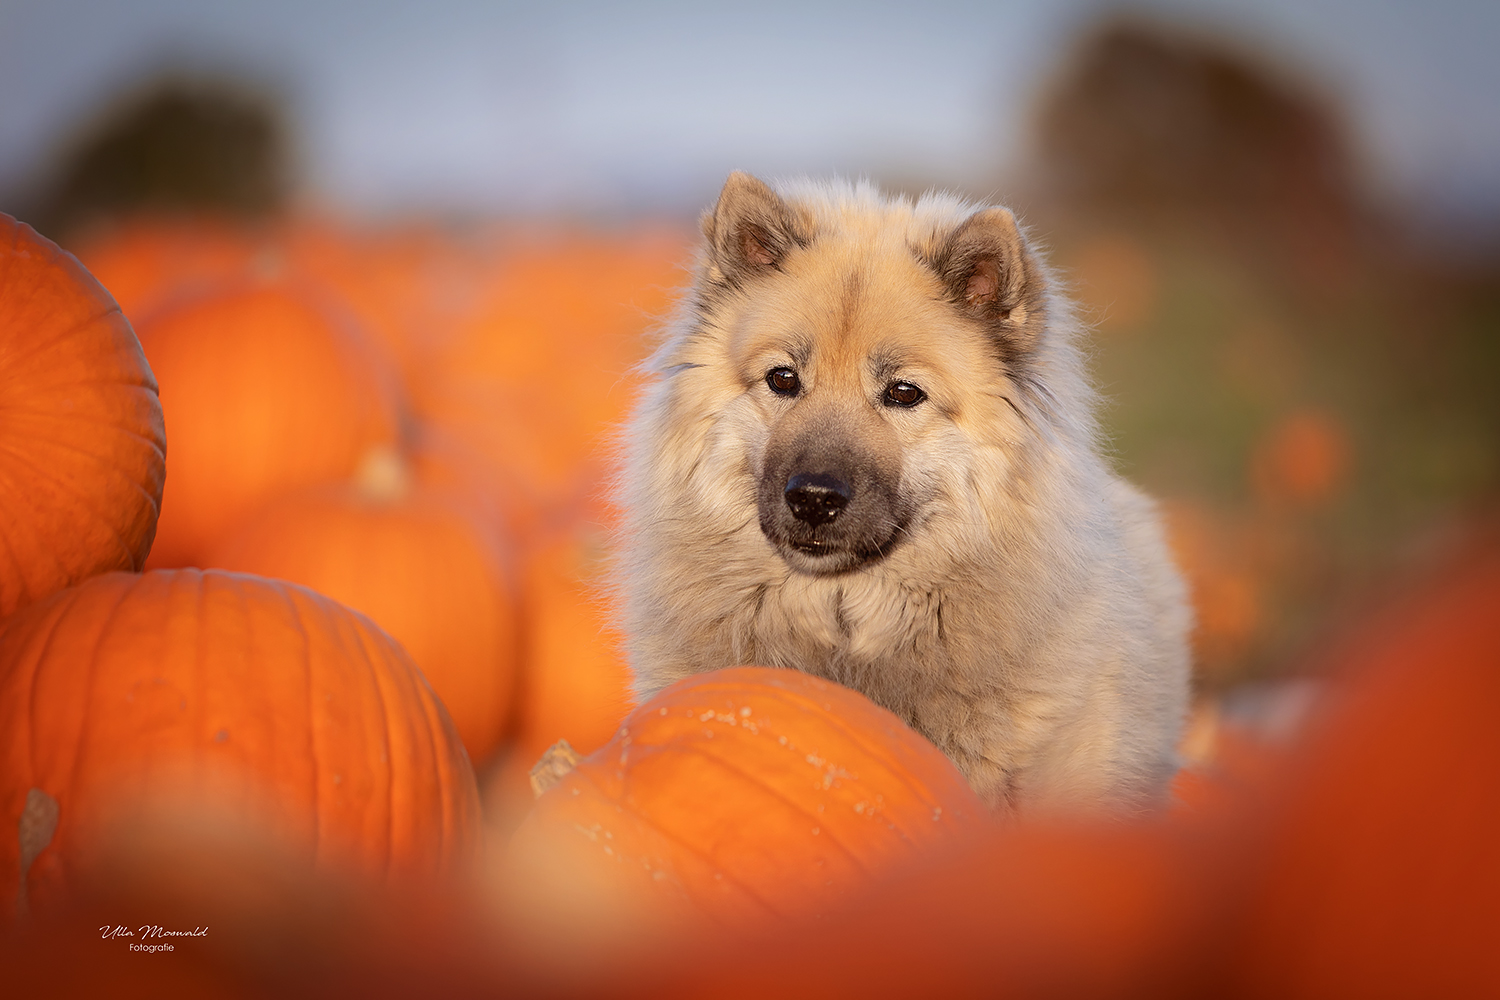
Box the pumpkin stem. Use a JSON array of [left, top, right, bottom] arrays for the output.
[[529, 740, 583, 798], [16, 788, 59, 918], [354, 444, 412, 502]]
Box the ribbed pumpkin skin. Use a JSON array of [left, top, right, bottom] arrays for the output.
[[511, 666, 987, 927], [0, 569, 481, 916], [206, 481, 519, 764], [137, 283, 398, 568], [0, 215, 167, 617]]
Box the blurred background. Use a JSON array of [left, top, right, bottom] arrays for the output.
[[2, 0, 1496, 790]]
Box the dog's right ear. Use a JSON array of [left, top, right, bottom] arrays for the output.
[[702, 172, 810, 286]]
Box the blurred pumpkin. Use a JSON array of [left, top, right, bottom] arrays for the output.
[[206, 448, 519, 764], [514, 517, 634, 763], [0, 568, 482, 918], [1169, 700, 1287, 820], [72, 214, 491, 385], [136, 281, 400, 567], [477, 515, 635, 837], [632, 820, 1217, 1000], [405, 419, 529, 539], [70, 214, 269, 323], [413, 228, 689, 523], [1250, 409, 1351, 509], [1162, 500, 1263, 676], [1232, 532, 1500, 997], [280, 217, 492, 382], [0, 213, 167, 618], [506, 666, 987, 943]]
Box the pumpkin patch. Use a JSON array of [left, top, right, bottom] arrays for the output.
[[4, 202, 1490, 995]]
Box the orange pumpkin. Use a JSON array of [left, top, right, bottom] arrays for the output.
[[72, 214, 488, 383], [478, 516, 634, 835], [0, 569, 482, 917], [280, 217, 492, 382], [413, 228, 690, 522], [1250, 408, 1352, 509], [70, 214, 267, 323], [507, 666, 987, 935], [136, 281, 399, 567], [630, 820, 1215, 1000], [405, 419, 530, 537], [1232, 535, 1500, 997], [206, 449, 519, 764], [0, 214, 167, 618], [1161, 500, 1263, 674], [514, 518, 635, 763]]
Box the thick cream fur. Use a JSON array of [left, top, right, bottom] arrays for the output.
[[614, 178, 1191, 813]]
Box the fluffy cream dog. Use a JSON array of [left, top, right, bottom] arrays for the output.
[[614, 172, 1190, 812]]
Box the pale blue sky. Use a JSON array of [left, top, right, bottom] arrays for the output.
[[2, 0, 1496, 226]]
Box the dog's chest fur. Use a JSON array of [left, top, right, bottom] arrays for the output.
[[632, 509, 1136, 810]]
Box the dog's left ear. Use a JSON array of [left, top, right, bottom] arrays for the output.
[[932, 207, 1045, 355]]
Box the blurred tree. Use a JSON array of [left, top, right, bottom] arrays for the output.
[[33, 76, 289, 239], [1033, 16, 1362, 284]]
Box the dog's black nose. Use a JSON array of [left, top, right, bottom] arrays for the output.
[[785, 472, 851, 526]]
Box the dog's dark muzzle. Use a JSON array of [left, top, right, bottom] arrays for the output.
[[758, 452, 908, 574]]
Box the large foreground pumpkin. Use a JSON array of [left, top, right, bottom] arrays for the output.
[[137, 282, 398, 567], [508, 666, 986, 936], [0, 569, 481, 917], [0, 214, 167, 618], [207, 451, 519, 764]]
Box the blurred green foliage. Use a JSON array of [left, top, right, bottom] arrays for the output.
[[1033, 17, 1500, 687]]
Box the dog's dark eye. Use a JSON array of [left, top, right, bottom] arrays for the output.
[[766, 367, 801, 396], [884, 381, 926, 407]]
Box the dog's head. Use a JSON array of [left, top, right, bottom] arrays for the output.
[[669, 172, 1055, 577]]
